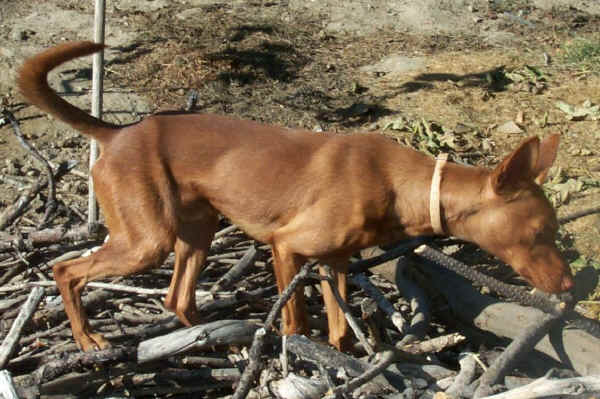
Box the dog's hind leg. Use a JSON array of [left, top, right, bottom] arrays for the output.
[[164, 209, 218, 326], [53, 237, 172, 351]]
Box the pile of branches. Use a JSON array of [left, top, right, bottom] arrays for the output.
[[1, 109, 600, 398], [1, 222, 599, 399]]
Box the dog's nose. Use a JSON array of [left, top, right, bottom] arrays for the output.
[[561, 275, 574, 291]]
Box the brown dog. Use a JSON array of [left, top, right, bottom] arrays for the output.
[[18, 42, 573, 351]]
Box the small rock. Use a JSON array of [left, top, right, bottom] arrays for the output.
[[415, 378, 429, 389], [25, 168, 40, 177], [496, 120, 523, 134]]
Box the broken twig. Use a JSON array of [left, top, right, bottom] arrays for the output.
[[231, 261, 313, 399], [0, 286, 45, 368], [1, 110, 57, 227]]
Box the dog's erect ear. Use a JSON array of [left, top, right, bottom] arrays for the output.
[[533, 134, 560, 185], [490, 136, 540, 194]]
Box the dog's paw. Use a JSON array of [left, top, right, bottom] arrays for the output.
[[77, 332, 111, 351]]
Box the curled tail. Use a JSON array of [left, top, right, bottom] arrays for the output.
[[17, 41, 117, 140]]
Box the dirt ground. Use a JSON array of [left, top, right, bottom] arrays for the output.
[[1, 0, 599, 313]]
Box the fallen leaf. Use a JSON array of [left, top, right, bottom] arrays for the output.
[[555, 100, 600, 121]]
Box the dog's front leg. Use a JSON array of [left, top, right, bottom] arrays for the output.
[[271, 245, 309, 337], [319, 259, 349, 351]]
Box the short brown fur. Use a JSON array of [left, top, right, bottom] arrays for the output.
[[18, 42, 573, 351]]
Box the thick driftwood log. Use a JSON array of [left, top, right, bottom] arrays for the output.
[[372, 255, 600, 375], [137, 320, 260, 363], [0, 370, 19, 399], [480, 374, 600, 399], [270, 373, 329, 399]]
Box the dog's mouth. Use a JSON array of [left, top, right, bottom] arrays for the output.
[[521, 268, 574, 294]]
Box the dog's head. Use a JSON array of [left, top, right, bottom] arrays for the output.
[[460, 135, 574, 293]]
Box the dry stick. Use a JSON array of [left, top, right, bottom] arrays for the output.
[[401, 332, 465, 355], [280, 335, 289, 377], [0, 287, 45, 368], [348, 238, 428, 274], [47, 160, 87, 179], [34, 288, 112, 325], [327, 349, 397, 399], [473, 310, 567, 398], [1, 110, 57, 227], [395, 257, 431, 346], [177, 355, 233, 369], [127, 382, 232, 398], [41, 249, 87, 271], [413, 244, 569, 315], [214, 224, 239, 239], [0, 161, 75, 231], [352, 273, 406, 335], [318, 265, 375, 355], [29, 281, 228, 301], [285, 334, 367, 376], [19, 320, 71, 346], [446, 352, 478, 398], [210, 246, 258, 293], [0, 223, 107, 252], [30, 346, 133, 385], [0, 370, 19, 399], [231, 261, 314, 399], [559, 205, 600, 224]]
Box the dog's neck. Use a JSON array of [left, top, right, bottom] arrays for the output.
[[437, 162, 489, 239], [392, 157, 488, 239]]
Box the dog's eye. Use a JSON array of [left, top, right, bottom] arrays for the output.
[[533, 227, 551, 243]]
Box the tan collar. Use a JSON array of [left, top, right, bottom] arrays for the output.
[[429, 153, 448, 235]]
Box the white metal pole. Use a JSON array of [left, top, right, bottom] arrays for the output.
[[88, 0, 106, 226]]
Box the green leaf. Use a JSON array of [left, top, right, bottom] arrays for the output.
[[570, 256, 588, 269]]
